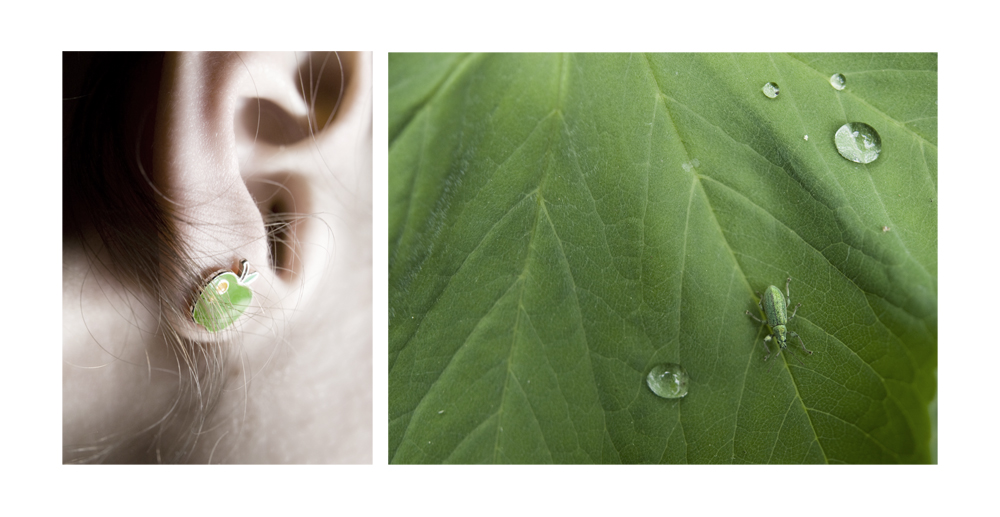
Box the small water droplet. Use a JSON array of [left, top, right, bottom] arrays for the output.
[[804, 135, 809, 141], [762, 82, 779, 99], [646, 363, 689, 399], [835, 122, 882, 164], [681, 158, 701, 172], [830, 73, 846, 90]]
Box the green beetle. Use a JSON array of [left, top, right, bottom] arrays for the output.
[[745, 277, 813, 365]]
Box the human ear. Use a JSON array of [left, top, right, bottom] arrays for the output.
[[152, 52, 369, 338], [64, 52, 370, 463]]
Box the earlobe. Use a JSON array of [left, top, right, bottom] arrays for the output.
[[152, 52, 271, 333]]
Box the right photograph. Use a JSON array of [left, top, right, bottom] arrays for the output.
[[388, 53, 937, 464]]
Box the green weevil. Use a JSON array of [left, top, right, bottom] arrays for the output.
[[745, 277, 813, 365]]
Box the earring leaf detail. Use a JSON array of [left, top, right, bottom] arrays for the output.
[[192, 259, 259, 332]]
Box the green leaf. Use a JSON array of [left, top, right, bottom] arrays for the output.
[[389, 53, 937, 464]]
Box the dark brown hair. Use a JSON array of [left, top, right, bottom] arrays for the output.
[[64, 52, 239, 463]]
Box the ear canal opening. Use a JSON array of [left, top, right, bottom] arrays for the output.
[[246, 173, 310, 281]]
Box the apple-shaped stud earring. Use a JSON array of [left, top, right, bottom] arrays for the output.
[[191, 259, 259, 332]]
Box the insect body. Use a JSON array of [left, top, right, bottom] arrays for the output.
[[745, 277, 813, 364]]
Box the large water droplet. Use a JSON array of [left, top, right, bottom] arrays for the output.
[[646, 363, 689, 399], [830, 73, 846, 90], [761, 82, 779, 99], [835, 122, 882, 164]]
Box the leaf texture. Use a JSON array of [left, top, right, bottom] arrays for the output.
[[389, 53, 937, 463]]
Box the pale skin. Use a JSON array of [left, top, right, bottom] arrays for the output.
[[62, 52, 372, 463]]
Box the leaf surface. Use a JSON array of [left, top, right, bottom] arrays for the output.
[[389, 53, 937, 463]]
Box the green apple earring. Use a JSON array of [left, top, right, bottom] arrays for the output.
[[191, 259, 259, 332]]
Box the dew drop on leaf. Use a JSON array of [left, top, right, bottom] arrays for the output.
[[761, 82, 779, 99], [835, 122, 882, 164], [646, 363, 689, 399], [830, 73, 846, 90]]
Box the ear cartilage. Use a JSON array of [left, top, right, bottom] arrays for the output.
[[191, 259, 257, 332]]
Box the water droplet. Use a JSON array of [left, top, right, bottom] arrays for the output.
[[804, 135, 809, 141], [681, 158, 699, 172], [761, 82, 779, 99], [646, 363, 689, 399], [830, 73, 846, 90], [834, 122, 882, 164]]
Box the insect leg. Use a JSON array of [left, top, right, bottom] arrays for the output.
[[789, 331, 813, 355], [749, 292, 768, 325], [762, 334, 774, 361], [789, 302, 801, 319]]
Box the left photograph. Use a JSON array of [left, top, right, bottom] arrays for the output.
[[63, 52, 372, 463]]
